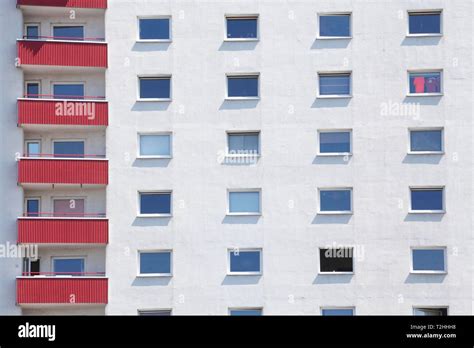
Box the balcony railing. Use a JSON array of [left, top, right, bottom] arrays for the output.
[[17, 0, 108, 9], [17, 276, 108, 305], [18, 155, 108, 185]]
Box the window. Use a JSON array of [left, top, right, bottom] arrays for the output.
[[227, 75, 259, 99], [228, 249, 262, 275], [408, 11, 442, 35], [139, 77, 171, 100], [25, 24, 40, 39], [25, 140, 41, 157], [229, 308, 263, 316], [53, 198, 85, 217], [318, 13, 351, 38], [138, 309, 172, 316], [321, 308, 355, 316], [226, 16, 258, 40], [139, 251, 172, 276], [139, 134, 171, 158], [411, 248, 446, 273], [139, 192, 172, 216], [318, 130, 351, 155], [138, 17, 171, 41], [413, 307, 447, 316], [25, 81, 40, 98], [25, 198, 40, 217], [52, 257, 85, 276], [318, 73, 351, 97], [53, 25, 84, 40], [227, 132, 260, 156], [228, 190, 261, 215], [408, 71, 442, 95], [410, 187, 444, 212], [53, 83, 85, 99], [319, 248, 354, 273], [409, 129, 443, 153], [319, 188, 352, 214], [53, 140, 85, 158]]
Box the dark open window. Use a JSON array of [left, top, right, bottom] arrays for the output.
[[320, 248, 353, 273]]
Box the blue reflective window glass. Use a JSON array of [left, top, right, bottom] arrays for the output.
[[322, 308, 354, 316], [226, 18, 258, 39], [53, 84, 84, 99], [53, 258, 84, 275], [320, 132, 351, 153], [53, 26, 84, 40], [139, 18, 170, 40], [229, 192, 260, 213], [319, 15, 351, 37], [409, 13, 441, 34], [140, 252, 171, 274], [26, 142, 41, 156], [229, 251, 261, 273], [140, 193, 171, 214], [414, 308, 447, 316], [26, 83, 40, 98], [26, 199, 40, 217], [409, 72, 441, 94], [411, 189, 443, 211], [320, 190, 351, 212], [412, 249, 445, 271], [228, 133, 259, 154], [410, 130, 442, 152], [53, 141, 84, 158], [228, 76, 259, 97], [140, 78, 171, 99], [140, 135, 171, 156], [26, 25, 39, 39], [230, 309, 262, 316], [319, 74, 350, 96]]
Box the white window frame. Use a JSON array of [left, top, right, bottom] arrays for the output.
[[51, 23, 86, 41], [24, 197, 41, 216], [406, 10, 443, 37], [228, 307, 263, 315], [318, 247, 355, 275], [225, 73, 260, 101], [227, 248, 263, 276], [24, 139, 42, 157], [227, 189, 262, 216], [408, 127, 444, 155], [320, 307, 355, 315], [137, 190, 173, 218], [317, 129, 352, 156], [226, 131, 261, 157], [410, 246, 447, 274], [412, 306, 448, 316], [137, 132, 173, 159], [409, 186, 445, 214], [52, 139, 86, 158], [24, 23, 41, 39], [137, 309, 173, 316], [317, 71, 352, 99], [317, 187, 353, 215], [24, 80, 42, 98], [224, 14, 260, 42], [407, 69, 443, 97], [137, 16, 172, 43], [137, 75, 172, 102], [51, 256, 86, 277], [51, 81, 86, 100], [316, 12, 352, 40], [137, 250, 173, 277]]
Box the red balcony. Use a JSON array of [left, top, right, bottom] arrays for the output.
[[18, 39, 107, 68], [18, 216, 108, 244], [18, 98, 108, 127], [18, 156, 108, 185], [17, 0, 107, 9], [17, 277, 108, 305]]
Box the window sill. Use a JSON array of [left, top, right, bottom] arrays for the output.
[[227, 272, 262, 276], [317, 95, 352, 99], [137, 274, 172, 278], [137, 98, 172, 102], [136, 39, 172, 43], [226, 212, 261, 216], [225, 154, 261, 158], [225, 97, 260, 101], [410, 271, 447, 275], [137, 156, 172, 159], [406, 34, 442, 38], [319, 272, 354, 275], [408, 210, 445, 214], [316, 36, 352, 40], [224, 38, 259, 42], [137, 214, 172, 218], [406, 93, 443, 97], [317, 211, 353, 215], [407, 151, 444, 155], [317, 153, 352, 157]]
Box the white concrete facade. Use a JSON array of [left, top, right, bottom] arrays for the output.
[[0, 0, 472, 315]]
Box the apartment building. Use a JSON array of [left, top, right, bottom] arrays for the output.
[[0, 0, 472, 315]]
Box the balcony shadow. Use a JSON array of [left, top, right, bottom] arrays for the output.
[[313, 156, 351, 165], [404, 273, 446, 284], [222, 215, 261, 224], [219, 100, 260, 110], [404, 213, 444, 222], [311, 98, 351, 108], [221, 275, 262, 285], [132, 217, 172, 227], [312, 214, 352, 225], [313, 273, 353, 284], [132, 101, 171, 112], [132, 277, 172, 286], [311, 38, 351, 50], [402, 154, 442, 165], [401, 36, 442, 47], [219, 41, 259, 51], [132, 42, 171, 52], [132, 159, 171, 168], [402, 96, 442, 106]]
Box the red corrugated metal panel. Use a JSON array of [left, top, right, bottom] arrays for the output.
[[17, 0, 107, 9], [18, 41, 107, 68], [18, 219, 108, 244], [18, 159, 108, 185], [18, 100, 108, 126], [17, 278, 108, 304]]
